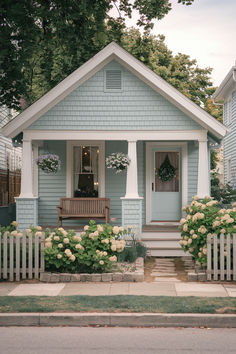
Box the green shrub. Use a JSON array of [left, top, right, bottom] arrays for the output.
[[43, 220, 127, 273], [179, 196, 236, 264], [118, 228, 147, 263]]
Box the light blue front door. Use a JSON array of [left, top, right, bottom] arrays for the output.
[[151, 148, 181, 221]]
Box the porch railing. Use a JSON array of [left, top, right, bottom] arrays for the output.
[[207, 233, 236, 281], [0, 232, 45, 281]]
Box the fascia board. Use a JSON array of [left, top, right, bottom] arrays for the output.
[[2, 43, 118, 138], [113, 47, 229, 139], [2, 41, 228, 139], [213, 67, 236, 101]]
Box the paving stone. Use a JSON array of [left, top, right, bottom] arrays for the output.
[[101, 273, 112, 282], [40, 272, 51, 282], [154, 277, 181, 282], [50, 274, 60, 283], [151, 272, 178, 277], [70, 274, 80, 282], [198, 273, 207, 281], [91, 274, 101, 282], [123, 273, 134, 282], [112, 273, 123, 282], [60, 273, 72, 282], [188, 272, 198, 281]]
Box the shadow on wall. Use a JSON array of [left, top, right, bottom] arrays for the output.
[[0, 203, 16, 226]]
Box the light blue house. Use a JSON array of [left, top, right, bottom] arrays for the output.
[[213, 64, 236, 187], [2, 43, 228, 255]]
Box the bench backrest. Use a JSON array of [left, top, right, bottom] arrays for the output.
[[60, 198, 110, 215]]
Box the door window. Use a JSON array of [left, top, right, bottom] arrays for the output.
[[154, 151, 179, 192]]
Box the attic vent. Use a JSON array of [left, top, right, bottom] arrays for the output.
[[105, 70, 122, 91]]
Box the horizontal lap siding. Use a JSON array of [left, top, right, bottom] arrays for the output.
[[28, 61, 202, 131], [38, 141, 66, 226], [105, 141, 145, 225], [224, 91, 236, 186]]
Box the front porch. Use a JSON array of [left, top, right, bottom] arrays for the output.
[[16, 129, 210, 256]]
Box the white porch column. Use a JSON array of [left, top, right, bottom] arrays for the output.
[[197, 139, 210, 198], [125, 140, 139, 198], [20, 139, 34, 198]]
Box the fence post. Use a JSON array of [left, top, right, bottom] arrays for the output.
[[9, 234, 14, 281], [233, 234, 236, 281], [3, 232, 8, 279], [226, 234, 231, 281], [41, 233, 45, 273], [28, 234, 33, 279], [207, 234, 212, 281], [213, 234, 218, 281], [22, 232, 26, 279]]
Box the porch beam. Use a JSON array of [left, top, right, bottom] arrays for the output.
[[24, 129, 207, 142], [19, 139, 34, 198], [197, 139, 210, 198]]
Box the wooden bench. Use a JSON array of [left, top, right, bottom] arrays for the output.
[[57, 198, 110, 227]]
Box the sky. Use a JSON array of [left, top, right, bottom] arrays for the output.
[[123, 0, 236, 86]]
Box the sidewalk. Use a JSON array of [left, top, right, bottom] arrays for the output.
[[1, 280, 236, 297]]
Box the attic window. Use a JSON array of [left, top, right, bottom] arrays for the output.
[[104, 70, 122, 92]]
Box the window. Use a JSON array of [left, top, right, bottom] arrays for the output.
[[228, 97, 232, 124], [104, 70, 122, 92], [73, 145, 100, 197], [154, 152, 179, 192]]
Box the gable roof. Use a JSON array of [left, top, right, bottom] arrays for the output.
[[1, 42, 228, 139], [213, 64, 236, 102]]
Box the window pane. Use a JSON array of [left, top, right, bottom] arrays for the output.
[[155, 152, 179, 192], [73, 145, 99, 197]]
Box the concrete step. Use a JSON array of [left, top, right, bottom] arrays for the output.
[[150, 248, 186, 257], [141, 232, 181, 240], [142, 239, 181, 249]]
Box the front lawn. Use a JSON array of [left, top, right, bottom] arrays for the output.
[[1, 295, 236, 313]]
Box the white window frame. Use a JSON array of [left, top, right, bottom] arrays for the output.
[[66, 141, 105, 198]]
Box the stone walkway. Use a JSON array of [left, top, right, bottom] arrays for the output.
[[150, 257, 195, 282]]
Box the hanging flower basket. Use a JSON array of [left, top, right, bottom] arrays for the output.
[[158, 154, 176, 182], [36, 154, 61, 174], [106, 152, 130, 174]]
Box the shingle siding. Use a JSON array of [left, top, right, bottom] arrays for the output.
[[28, 60, 203, 132]]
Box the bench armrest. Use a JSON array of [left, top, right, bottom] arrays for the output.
[[57, 206, 62, 209]]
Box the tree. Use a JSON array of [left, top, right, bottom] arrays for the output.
[[0, 0, 195, 109], [121, 28, 221, 116]]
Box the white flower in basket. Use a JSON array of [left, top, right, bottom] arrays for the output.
[[106, 152, 130, 173], [36, 154, 61, 174]]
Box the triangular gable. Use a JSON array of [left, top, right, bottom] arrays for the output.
[[2, 42, 228, 139]]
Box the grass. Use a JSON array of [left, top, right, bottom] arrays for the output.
[[1, 295, 236, 314]]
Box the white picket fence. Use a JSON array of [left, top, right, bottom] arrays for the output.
[[207, 233, 236, 281], [0, 232, 45, 281]]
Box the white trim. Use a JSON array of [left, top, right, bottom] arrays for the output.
[[124, 140, 139, 198], [19, 139, 34, 198], [2, 42, 228, 139], [24, 129, 208, 142], [66, 141, 105, 198], [146, 142, 188, 224], [32, 144, 38, 197]]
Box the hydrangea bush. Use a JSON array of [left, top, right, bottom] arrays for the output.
[[36, 154, 61, 173], [179, 196, 236, 264], [43, 220, 126, 273], [106, 152, 130, 173]]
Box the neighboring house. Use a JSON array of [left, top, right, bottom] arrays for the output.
[[2, 43, 228, 255], [213, 64, 236, 187], [0, 107, 21, 206]]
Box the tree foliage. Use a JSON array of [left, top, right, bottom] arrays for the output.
[[1, 0, 196, 110]]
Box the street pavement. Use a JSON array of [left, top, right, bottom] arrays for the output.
[[1, 327, 236, 354]]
